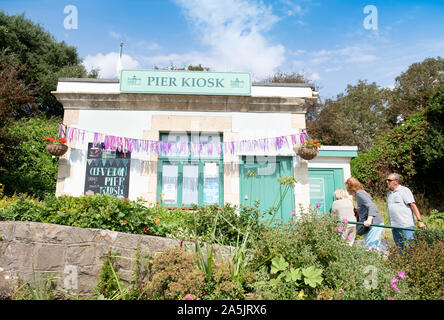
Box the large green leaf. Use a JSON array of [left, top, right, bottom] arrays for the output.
[[302, 266, 323, 288], [285, 268, 302, 282], [270, 256, 289, 274]]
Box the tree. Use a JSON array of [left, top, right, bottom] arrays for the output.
[[263, 71, 313, 85], [154, 64, 210, 71], [387, 56, 444, 126], [415, 85, 444, 203], [0, 53, 37, 181], [263, 71, 321, 124], [308, 80, 390, 153], [0, 52, 36, 124], [0, 11, 95, 117], [351, 86, 444, 210]]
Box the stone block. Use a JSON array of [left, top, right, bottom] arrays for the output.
[[33, 245, 65, 270], [1, 242, 33, 270], [66, 244, 97, 266]]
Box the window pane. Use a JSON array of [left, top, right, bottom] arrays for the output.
[[162, 162, 178, 205], [160, 133, 189, 157], [203, 162, 219, 204], [182, 162, 199, 205]]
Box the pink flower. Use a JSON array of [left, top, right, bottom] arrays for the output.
[[388, 297, 396, 300], [291, 210, 296, 216], [391, 284, 399, 291], [398, 271, 406, 279], [391, 277, 398, 284], [185, 295, 193, 300], [315, 202, 322, 208], [337, 226, 343, 233], [338, 289, 343, 294], [345, 235, 351, 241], [342, 218, 349, 223]]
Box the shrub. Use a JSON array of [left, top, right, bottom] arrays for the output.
[[146, 247, 206, 300], [386, 232, 444, 300], [0, 194, 260, 245], [351, 111, 428, 197], [249, 209, 414, 300], [0, 116, 61, 199], [203, 261, 245, 300], [426, 210, 444, 230]]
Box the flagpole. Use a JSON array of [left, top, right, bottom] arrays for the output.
[[116, 41, 123, 79]]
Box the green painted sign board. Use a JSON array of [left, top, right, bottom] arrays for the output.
[[120, 69, 251, 96]]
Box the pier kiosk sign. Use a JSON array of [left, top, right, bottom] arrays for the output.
[[120, 69, 251, 96]]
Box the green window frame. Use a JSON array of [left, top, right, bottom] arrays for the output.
[[157, 133, 224, 207]]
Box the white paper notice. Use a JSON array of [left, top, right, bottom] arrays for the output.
[[204, 162, 218, 178], [163, 183, 177, 201]]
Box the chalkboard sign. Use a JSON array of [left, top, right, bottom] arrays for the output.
[[84, 143, 131, 198]]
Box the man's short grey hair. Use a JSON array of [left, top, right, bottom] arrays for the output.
[[334, 188, 348, 200], [390, 173, 401, 182]]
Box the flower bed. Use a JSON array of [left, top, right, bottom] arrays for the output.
[[1, 193, 442, 300]]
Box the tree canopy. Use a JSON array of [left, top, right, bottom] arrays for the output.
[[387, 57, 444, 126], [308, 80, 390, 153], [0, 11, 95, 117]]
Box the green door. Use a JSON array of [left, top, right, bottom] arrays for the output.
[[240, 156, 294, 224], [308, 168, 344, 215]]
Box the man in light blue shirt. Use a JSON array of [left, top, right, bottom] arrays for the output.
[[386, 173, 425, 250]]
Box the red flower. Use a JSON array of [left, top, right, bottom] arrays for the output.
[[313, 140, 318, 144], [44, 137, 67, 144]]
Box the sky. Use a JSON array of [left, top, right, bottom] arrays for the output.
[[1, 0, 443, 98]]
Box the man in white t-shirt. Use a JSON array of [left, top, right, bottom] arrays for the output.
[[386, 173, 425, 250]]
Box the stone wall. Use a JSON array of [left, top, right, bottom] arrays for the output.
[[0, 221, 197, 298]]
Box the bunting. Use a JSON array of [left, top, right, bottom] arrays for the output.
[[59, 124, 309, 157]]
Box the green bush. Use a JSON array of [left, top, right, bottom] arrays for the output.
[[351, 111, 428, 197], [146, 247, 206, 300], [203, 261, 246, 300], [386, 232, 444, 300], [0, 194, 158, 235], [0, 194, 262, 246], [427, 210, 444, 230], [248, 209, 414, 300], [0, 116, 61, 199]]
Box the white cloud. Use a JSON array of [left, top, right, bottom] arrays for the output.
[[109, 31, 123, 40], [83, 52, 140, 78], [310, 46, 378, 65], [141, 0, 286, 80]]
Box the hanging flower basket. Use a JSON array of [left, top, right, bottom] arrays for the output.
[[294, 145, 318, 160], [44, 137, 68, 156], [293, 138, 321, 160]]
